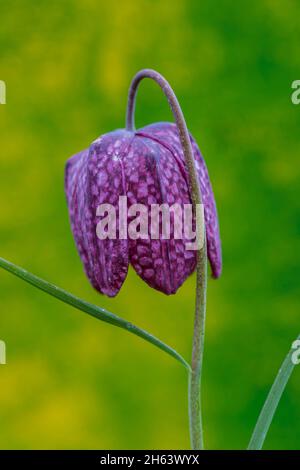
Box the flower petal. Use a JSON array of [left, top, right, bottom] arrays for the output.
[[65, 131, 132, 296], [138, 122, 222, 278], [125, 134, 196, 295]]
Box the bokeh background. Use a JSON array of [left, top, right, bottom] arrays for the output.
[[0, 0, 299, 450]]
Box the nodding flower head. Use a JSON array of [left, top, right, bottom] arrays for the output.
[[65, 74, 221, 297]]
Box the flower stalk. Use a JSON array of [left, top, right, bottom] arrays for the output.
[[126, 69, 208, 450]]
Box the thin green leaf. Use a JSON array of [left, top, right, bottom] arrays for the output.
[[248, 334, 300, 450], [0, 257, 190, 371]]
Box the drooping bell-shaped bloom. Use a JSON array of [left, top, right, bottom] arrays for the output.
[[65, 122, 221, 297]]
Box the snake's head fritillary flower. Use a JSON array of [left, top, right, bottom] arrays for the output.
[[65, 122, 221, 297]]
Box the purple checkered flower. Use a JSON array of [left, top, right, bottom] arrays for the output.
[[65, 122, 221, 297]]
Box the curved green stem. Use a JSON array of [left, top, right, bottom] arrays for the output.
[[248, 334, 300, 450], [0, 257, 190, 371], [188, 245, 207, 449], [126, 69, 207, 449]]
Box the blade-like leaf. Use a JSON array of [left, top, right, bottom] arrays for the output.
[[0, 257, 190, 371], [248, 335, 300, 450]]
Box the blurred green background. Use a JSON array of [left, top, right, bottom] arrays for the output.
[[0, 0, 299, 450]]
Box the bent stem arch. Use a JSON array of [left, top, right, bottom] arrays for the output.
[[126, 69, 208, 450]]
